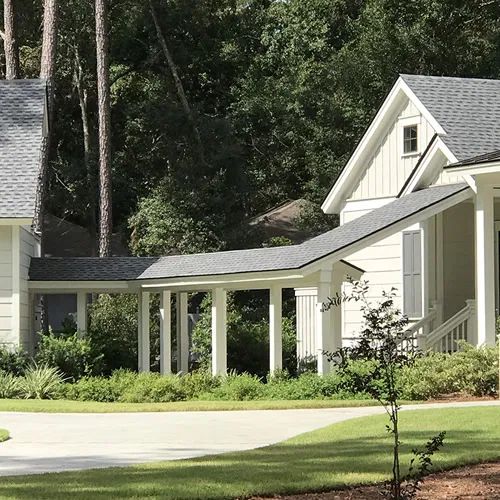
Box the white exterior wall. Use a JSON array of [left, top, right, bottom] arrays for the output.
[[19, 227, 39, 350], [350, 99, 435, 200], [0, 226, 13, 346], [295, 287, 317, 361]]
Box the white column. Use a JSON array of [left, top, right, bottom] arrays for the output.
[[316, 268, 333, 375], [76, 291, 87, 334], [176, 292, 189, 373], [269, 285, 282, 373], [160, 290, 172, 375], [475, 183, 496, 346], [331, 267, 343, 351], [295, 287, 317, 363], [211, 287, 227, 376], [138, 291, 150, 372]]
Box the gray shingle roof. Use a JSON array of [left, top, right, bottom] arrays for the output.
[[29, 183, 469, 282], [400, 74, 500, 161], [0, 79, 46, 219]]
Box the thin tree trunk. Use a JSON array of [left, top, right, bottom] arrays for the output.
[[34, 0, 58, 237], [148, 0, 205, 166], [73, 46, 97, 256], [95, 0, 112, 257], [3, 0, 20, 79]]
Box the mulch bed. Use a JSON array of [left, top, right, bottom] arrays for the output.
[[249, 462, 500, 499]]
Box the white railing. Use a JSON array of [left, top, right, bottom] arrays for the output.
[[398, 306, 437, 354], [424, 300, 476, 353]]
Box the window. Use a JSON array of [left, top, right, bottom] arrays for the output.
[[403, 125, 418, 154], [403, 230, 422, 317]]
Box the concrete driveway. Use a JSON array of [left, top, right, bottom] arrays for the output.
[[0, 401, 498, 476]]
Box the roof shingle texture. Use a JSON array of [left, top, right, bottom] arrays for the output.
[[0, 79, 46, 218], [29, 183, 469, 282], [401, 74, 500, 161]]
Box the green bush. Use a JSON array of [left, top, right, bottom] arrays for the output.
[[20, 364, 64, 399], [0, 371, 22, 398], [0, 346, 29, 376], [203, 372, 265, 401], [121, 373, 188, 403], [36, 333, 103, 382], [400, 343, 499, 399]]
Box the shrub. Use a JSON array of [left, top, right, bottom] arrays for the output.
[[121, 373, 187, 403], [400, 343, 499, 399], [204, 372, 264, 401], [20, 364, 64, 399], [36, 333, 103, 382], [0, 346, 30, 376], [180, 370, 221, 399], [0, 371, 22, 398]]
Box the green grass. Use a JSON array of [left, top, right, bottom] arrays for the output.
[[0, 398, 384, 413], [0, 429, 8, 442], [0, 407, 498, 499]]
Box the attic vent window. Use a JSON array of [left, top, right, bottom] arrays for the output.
[[403, 125, 418, 154]]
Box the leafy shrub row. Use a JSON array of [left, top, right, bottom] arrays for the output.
[[0, 365, 64, 399]]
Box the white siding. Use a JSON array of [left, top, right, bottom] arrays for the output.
[[0, 227, 13, 347], [433, 169, 464, 186], [340, 209, 404, 341], [350, 98, 436, 200], [19, 227, 39, 350]]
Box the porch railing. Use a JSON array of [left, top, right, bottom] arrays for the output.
[[398, 305, 437, 354], [423, 300, 476, 353]]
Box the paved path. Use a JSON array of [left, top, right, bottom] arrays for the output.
[[0, 401, 498, 476]]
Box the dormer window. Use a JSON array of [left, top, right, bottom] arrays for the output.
[[403, 125, 418, 154]]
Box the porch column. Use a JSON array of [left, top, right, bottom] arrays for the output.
[[475, 183, 496, 346], [159, 290, 172, 375], [316, 268, 333, 375], [76, 291, 87, 334], [331, 268, 343, 351], [269, 285, 282, 373], [176, 292, 189, 373], [211, 287, 227, 376], [138, 291, 150, 372]]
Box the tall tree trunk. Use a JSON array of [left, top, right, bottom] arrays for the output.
[[73, 46, 97, 256], [95, 0, 112, 257], [148, 0, 205, 166], [34, 0, 58, 237], [3, 0, 20, 79]]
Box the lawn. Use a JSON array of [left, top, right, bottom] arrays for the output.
[[0, 406, 498, 499], [0, 429, 8, 442], [0, 398, 382, 413]]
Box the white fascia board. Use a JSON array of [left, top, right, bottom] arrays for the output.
[[342, 196, 396, 213], [29, 280, 131, 292], [321, 77, 446, 215], [0, 218, 33, 226], [446, 161, 500, 176], [400, 137, 457, 196], [305, 187, 472, 276]]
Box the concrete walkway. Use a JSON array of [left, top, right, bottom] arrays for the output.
[[0, 401, 498, 476]]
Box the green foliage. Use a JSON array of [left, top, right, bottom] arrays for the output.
[[0, 371, 22, 399], [121, 373, 187, 403], [0, 346, 29, 376], [192, 292, 297, 377], [20, 364, 65, 400], [203, 372, 264, 401], [400, 343, 499, 400], [36, 333, 103, 382]]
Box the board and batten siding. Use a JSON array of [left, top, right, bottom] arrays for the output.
[[350, 98, 436, 201]]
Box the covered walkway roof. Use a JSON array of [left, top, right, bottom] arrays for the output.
[[29, 182, 471, 286]]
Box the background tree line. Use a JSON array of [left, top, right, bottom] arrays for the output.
[[2, 0, 500, 256]]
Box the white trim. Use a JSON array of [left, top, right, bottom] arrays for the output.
[[495, 221, 500, 313], [176, 292, 189, 373], [29, 280, 132, 291], [399, 116, 421, 158], [269, 285, 283, 372], [399, 137, 458, 196], [76, 291, 87, 333], [0, 218, 33, 226], [446, 161, 500, 176], [322, 77, 446, 214], [160, 290, 172, 375], [211, 288, 227, 376]]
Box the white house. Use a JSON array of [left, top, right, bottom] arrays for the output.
[[2, 75, 499, 376]]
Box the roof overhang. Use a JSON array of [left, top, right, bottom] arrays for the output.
[[398, 136, 458, 196], [321, 76, 446, 215], [0, 218, 33, 226], [446, 160, 500, 176]]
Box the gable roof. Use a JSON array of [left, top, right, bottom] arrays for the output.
[[0, 79, 47, 219], [30, 183, 470, 283], [323, 74, 500, 213], [400, 74, 500, 162]]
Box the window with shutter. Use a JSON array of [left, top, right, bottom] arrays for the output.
[[403, 230, 422, 317]]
